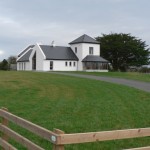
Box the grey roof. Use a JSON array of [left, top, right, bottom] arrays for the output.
[[40, 45, 79, 61], [17, 50, 33, 62], [69, 34, 100, 44], [18, 45, 35, 57], [82, 55, 109, 62]]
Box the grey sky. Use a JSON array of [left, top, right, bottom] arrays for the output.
[[0, 0, 150, 60]]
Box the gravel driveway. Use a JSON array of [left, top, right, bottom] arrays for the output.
[[50, 72, 150, 93]]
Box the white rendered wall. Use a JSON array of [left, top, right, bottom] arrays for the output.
[[17, 44, 45, 71], [43, 60, 50, 71], [25, 62, 30, 70], [28, 48, 36, 70], [70, 43, 100, 71], [70, 43, 83, 71], [82, 43, 100, 58], [17, 62, 30, 71], [43, 60, 78, 71], [32, 44, 45, 71]]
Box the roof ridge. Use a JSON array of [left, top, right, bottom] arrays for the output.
[[18, 45, 35, 57], [39, 45, 69, 48], [82, 34, 86, 41]]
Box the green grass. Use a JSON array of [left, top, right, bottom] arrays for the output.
[[0, 71, 149, 149], [67, 71, 150, 82]]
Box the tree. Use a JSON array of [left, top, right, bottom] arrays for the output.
[[7, 56, 17, 64], [0, 59, 9, 70], [96, 33, 150, 71]]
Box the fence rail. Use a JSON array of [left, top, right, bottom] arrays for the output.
[[0, 108, 149, 150], [58, 128, 150, 145]]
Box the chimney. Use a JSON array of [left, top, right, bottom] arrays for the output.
[[51, 41, 56, 47]]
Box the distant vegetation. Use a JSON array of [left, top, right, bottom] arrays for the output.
[[0, 56, 16, 70]]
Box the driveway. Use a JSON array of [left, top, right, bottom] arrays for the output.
[[50, 72, 150, 93]]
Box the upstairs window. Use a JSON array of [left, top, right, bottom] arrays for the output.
[[70, 62, 72, 66], [74, 62, 76, 66], [75, 47, 77, 53], [89, 47, 94, 55]]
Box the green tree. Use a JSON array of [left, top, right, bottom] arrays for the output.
[[0, 59, 9, 70], [96, 33, 150, 71]]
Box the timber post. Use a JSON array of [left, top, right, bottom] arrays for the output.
[[53, 128, 65, 150], [1, 107, 9, 150]]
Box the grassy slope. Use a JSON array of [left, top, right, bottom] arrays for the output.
[[67, 72, 150, 82], [0, 71, 149, 149]]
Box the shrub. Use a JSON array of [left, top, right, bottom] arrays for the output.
[[139, 67, 150, 73]]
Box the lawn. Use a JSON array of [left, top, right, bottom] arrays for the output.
[[67, 71, 150, 82], [0, 71, 149, 149]]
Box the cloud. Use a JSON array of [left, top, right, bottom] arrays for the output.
[[0, 50, 4, 55], [0, 0, 149, 61]]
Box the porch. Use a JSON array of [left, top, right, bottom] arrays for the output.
[[82, 55, 109, 72]]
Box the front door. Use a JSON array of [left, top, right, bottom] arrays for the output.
[[50, 61, 53, 70]]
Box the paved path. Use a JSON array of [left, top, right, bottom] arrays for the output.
[[50, 72, 150, 93]]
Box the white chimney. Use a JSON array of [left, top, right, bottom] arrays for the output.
[[51, 41, 56, 47]]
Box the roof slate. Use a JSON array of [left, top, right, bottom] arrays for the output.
[[40, 45, 79, 61], [17, 50, 33, 62], [18, 45, 35, 57], [69, 34, 99, 44], [82, 55, 109, 62]]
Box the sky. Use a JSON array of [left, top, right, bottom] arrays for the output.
[[0, 0, 150, 61]]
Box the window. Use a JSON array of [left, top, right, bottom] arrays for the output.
[[89, 47, 94, 55], [69, 62, 72, 66], [65, 62, 68, 66], [32, 52, 36, 70], [74, 62, 76, 67], [19, 63, 21, 70], [50, 61, 53, 70], [75, 47, 77, 53], [22, 63, 23, 70], [24, 63, 26, 70]]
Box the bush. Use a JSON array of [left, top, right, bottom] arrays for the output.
[[139, 67, 150, 73]]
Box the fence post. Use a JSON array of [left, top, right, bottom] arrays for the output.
[[53, 129, 64, 150], [1, 107, 9, 150]]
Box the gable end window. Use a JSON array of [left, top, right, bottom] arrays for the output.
[[74, 62, 76, 66], [89, 47, 94, 55], [75, 47, 77, 53]]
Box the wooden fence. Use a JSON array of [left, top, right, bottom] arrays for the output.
[[0, 108, 149, 150]]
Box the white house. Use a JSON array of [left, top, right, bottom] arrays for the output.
[[17, 34, 109, 72]]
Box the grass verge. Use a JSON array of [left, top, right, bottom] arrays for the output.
[[0, 71, 149, 149], [66, 71, 150, 82]]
